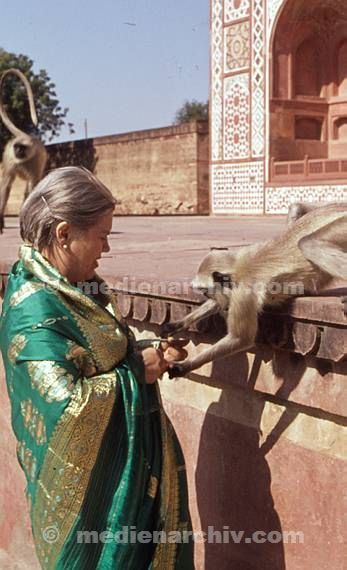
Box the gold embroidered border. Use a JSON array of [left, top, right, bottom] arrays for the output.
[[56, 291, 128, 373], [20, 245, 128, 372], [27, 361, 75, 402], [9, 281, 45, 307], [32, 372, 118, 568], [7, 333, 27, 364], [152, 404, 180, 569]]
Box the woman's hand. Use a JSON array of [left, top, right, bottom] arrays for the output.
[[142, 339, 189, 384], [161, 338, 189, 363], [142, 347, 168, 384]]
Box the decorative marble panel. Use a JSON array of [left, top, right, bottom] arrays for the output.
[[224, 21, 250, 73], [224, 73, 250, 159], [212, 162, 264, 213], [251, 0, 265, 157], [265, 185, 347, 214], [211, 0, 224, 161], [225, 0, 250, 23], [268, 0, 285, 35]]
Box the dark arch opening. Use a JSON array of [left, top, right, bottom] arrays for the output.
[[270, 0, 347, 179]]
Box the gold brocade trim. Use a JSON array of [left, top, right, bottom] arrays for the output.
[[152, 403, 180, 569], [65, 342, 97, 378], [56, 291, 128, 372], [17, 440, 38, 482], [147, 475, 159, 499], [7, 334, 27, 364], [20, 400, 47, 445], [27, 361, 75, 402], [32, 372, 118, 569], [20, 245, 128, 373], [9, 281, 45, 307]]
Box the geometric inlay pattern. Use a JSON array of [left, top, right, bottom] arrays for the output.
[[252, 0, 265, 157], [225, 21, 250, 73], [224, 73, 250, 159], [225, 0, 250, 23], [265, 185, 347, 214], [212, 0, 224, 161], [212, 162, 264, 214]]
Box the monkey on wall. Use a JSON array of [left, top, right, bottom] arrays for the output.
[[0, 68, 47, 233], [162, 202, 347, 376]]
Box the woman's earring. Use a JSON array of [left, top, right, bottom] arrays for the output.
[[63, 244, 68, 250]]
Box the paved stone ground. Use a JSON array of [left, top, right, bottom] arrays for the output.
[[0, 215, 287, 288]]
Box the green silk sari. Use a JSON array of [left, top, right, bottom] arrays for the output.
[[0, 245, 194, 569]]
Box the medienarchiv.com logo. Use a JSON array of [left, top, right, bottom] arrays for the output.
[[71, 526, 304, 545]]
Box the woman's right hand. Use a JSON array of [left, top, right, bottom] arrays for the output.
[[142, 347, 168, 384]]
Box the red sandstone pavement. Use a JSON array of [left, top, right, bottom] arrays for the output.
[[1, 215, 288, 294]]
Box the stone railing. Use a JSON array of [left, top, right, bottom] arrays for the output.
[[113, 287, 347, 363], [271, 156, 347, 183]]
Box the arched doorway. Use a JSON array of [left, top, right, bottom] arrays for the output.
[[270, 0, 347, 181]]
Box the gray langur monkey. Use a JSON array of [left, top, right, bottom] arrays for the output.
[[162, 203, 347, 377], [0, 68, 47, 233]]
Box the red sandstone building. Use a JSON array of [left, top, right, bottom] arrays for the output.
[[210, 0, 347, 213]]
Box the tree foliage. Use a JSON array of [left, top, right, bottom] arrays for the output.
[[174, 99, 209, 124], [0, 48, 74, 151]]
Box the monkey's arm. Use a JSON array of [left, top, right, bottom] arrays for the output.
[[168, 333, 254, 377], [298, 216, 347, 280], [161, 298, 220, 336], [168, 287, 259, 377]]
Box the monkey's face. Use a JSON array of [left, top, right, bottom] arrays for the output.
[[13, 142, 29, 160], [192, 250, 235, 306]]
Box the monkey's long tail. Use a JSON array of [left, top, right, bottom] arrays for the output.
[[0, 68, 38, 137]]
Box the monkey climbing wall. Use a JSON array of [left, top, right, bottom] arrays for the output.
[[210, 0, 347, 214]]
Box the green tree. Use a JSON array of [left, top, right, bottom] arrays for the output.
[[0, 48, 74, 152], [174, 99, 209, 124]]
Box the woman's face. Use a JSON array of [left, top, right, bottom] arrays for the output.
[[44, 209, 114, 283], [68, 209, 114, 282]]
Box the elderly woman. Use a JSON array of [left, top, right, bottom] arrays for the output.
[[0, 167, 194, 569]]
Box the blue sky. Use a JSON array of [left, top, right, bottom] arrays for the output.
[[1, 0, 209, 143]]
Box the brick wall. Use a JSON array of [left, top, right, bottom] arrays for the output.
[[3, 121, 209, 216]]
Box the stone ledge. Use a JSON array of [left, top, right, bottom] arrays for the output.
[[114, 288, 346, 363], [1, 272, 345, 363]]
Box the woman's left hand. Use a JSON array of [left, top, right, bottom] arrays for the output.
[[161, 338, 189, 363]]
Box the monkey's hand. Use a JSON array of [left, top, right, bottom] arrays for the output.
[[160, 321, 185, 337], [168, 360, 192, 378]]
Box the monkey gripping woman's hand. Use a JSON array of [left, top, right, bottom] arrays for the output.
[[141, 339, 189, 384]]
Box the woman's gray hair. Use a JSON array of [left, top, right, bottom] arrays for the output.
[[20, 166, 116, 249]]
